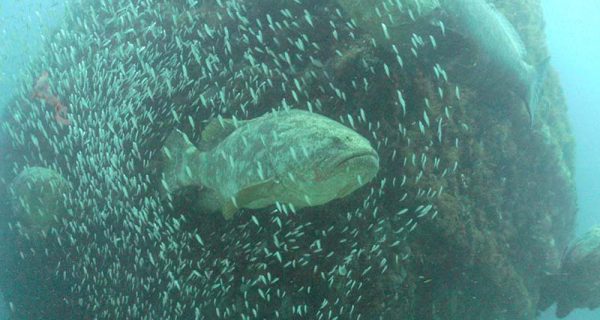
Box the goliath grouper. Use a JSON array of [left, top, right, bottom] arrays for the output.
[[336, 0, 548, 124], [539, 226, 600, 318], [439, 0, 550, 124], [160, 109, 380, 219]]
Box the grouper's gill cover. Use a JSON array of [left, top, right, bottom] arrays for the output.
[[160, 109, 380, 219]]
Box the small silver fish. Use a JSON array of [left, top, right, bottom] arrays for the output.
[[160, 109, 379, 219]]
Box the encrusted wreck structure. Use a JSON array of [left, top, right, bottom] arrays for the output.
[[0, 0, 575, 319]]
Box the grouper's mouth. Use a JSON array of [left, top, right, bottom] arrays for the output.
[[332, 149, 379, 198], [334, 150, 379, 169]]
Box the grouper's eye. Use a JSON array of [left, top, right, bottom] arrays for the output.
[[330, 136, 343, 145]]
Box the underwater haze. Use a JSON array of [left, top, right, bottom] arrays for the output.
[[0, 292, 5, 320], [0, 1, 65, 110], [1, 2, 65, 319], [0, 0, 598, 319], [539, 0, 600, 318]]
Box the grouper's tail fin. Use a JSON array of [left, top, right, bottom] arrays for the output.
[[160, 129, 203, 196], [526, 56, 551, 126]]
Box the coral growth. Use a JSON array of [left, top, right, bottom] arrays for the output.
[[0, 0, 575, 319], [32, 71, 70, 125]]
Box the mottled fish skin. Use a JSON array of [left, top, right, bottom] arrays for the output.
[[162, 109, 380, 219], [552, 226, 600, 318], [440, 0, 548, 124]]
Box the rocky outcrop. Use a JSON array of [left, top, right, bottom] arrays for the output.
[[0, 0, 575, 319]]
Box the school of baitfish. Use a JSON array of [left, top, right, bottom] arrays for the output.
[[0, 0, 553, 318]]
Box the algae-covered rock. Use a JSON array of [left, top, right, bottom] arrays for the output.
[[0, 0, 576, 319], [10, 167, 70, 234]]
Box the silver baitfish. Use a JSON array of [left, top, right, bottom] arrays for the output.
[[160, 109, 380, 219], [335, 0, 441, 45]]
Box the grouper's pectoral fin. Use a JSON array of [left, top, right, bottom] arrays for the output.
[[160, 129, 202, 195], [221, 201, 238, 220], [221, 178, 278, 220]]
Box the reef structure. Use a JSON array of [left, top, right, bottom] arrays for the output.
[[0, 0, 575, 319]]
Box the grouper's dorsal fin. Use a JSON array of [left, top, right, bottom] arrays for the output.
[[199, 116, 246, 151]]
